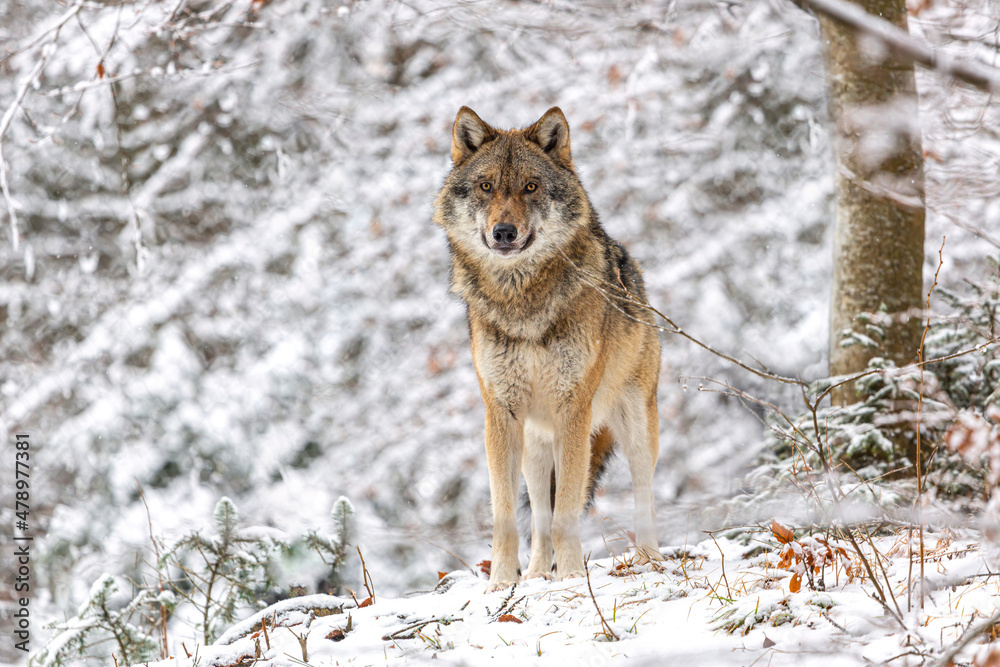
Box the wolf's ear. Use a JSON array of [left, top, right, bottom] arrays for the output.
[[451, 107, 495, 166], [527, 107, 573, 170]]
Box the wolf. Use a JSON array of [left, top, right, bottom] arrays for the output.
[[432, 106, 662, 591]]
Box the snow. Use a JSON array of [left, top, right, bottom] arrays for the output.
[[143, 536, 1000, 667]]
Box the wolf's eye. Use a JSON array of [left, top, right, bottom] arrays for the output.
[[525, 182, 537, 193], [480, 182, 492, 192]]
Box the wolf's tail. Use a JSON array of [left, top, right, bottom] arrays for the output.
[[585, 426, 615, 508]]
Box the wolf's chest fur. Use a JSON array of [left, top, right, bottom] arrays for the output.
[[452, 240, 592, 341], [463, 254, 640, 439], [474, 310, 597, 413], [463, 258, 595, 403]]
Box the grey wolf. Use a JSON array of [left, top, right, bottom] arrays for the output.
[[432, 106, 662, 591]]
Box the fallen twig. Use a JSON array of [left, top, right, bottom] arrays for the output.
[[381, 617, 463, 641], [358, 547, 375, 603], [584, 557, 619, 641]]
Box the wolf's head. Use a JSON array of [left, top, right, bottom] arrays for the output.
[[433, 107, 591, 263]]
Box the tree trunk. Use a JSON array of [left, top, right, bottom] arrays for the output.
[[820, 0, 926, 405]]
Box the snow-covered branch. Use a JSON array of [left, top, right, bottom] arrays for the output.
[[0, 1, 83, 252], [790, 0, 1000, 94]]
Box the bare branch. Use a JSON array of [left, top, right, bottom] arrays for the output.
[[542, 228, 804, 386], [789, 0, 1000, 94], [583, 557, 619, 641]]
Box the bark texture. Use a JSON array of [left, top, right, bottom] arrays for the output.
[[820, 0, 926, 404]]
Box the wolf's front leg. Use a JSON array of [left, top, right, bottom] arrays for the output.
[[484, 405, 524, 592], [552, 407, 591, 580]]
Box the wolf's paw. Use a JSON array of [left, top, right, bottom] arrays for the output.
[[556, 568, 585, 581], [554, 546, 585, 581], [485, 580, 517, 593], [522, 570, 553, 582]]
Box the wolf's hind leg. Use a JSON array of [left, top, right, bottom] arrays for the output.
[[614, 386, 663, 562], [551, 407, 590, 579], [522, 427, 554, 580]]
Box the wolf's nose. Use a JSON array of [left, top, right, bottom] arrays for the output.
[[493, 224, 518, 245]]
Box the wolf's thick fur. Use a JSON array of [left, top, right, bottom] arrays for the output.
[[433, 107, 662, 591]]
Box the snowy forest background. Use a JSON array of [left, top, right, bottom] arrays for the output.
[[1, 0, 999, 663]]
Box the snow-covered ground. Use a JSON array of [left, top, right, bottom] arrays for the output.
[[142, 533, 1000, 666]]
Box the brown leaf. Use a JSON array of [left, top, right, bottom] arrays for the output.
[[497, 614, 523, 623], [762, 635, 776, 648], [358, 597, 373, 608], [789, 572, 802, 593], [772, 520, 795, 545], [477, 560, 492, 577], [610, 562, 634, 577], [326, 628, 347, 642], [96, 63, 105, 79], [437, 571, 448, 581], [973, 647, 1000, 667]]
